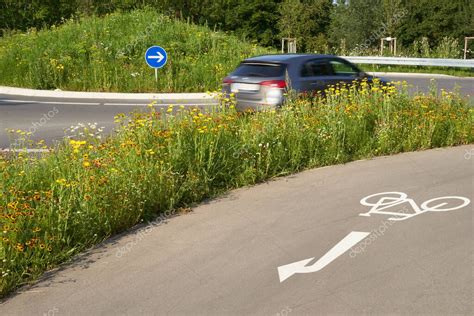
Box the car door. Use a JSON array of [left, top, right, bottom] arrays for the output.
[[297, 59, 332, 95]]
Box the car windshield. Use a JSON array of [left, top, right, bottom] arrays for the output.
[[232, 63, 285, 77]]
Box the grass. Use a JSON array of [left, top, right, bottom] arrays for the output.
[[0, 9, 272, 93], [1, 81, 473, 297]]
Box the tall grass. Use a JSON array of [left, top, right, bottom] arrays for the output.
[[0, 9, 272, 92], [1, 82, 473, 297]]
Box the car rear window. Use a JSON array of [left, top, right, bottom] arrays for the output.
[[232, 63, 285, 77]]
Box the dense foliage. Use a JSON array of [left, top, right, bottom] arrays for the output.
[[1, 0, 473, 55]]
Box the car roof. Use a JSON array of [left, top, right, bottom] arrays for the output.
[[243, 54, 337, 64]]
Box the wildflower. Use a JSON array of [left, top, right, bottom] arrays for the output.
[[55, 178, 67, 185], [15, 243, 24, 252], [83, 161, 91, 167]]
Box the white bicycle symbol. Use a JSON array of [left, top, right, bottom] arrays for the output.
[[359, 192, 471, 221], [464, 148, 474, 160]]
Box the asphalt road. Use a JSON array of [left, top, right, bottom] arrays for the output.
[[1, 145, 472, 315], [0, 95, 212, 149], [0, 74, 473, 149], [376, 73, 474, 96]]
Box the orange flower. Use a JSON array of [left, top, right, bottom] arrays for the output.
[[15, 243, 24, 252]]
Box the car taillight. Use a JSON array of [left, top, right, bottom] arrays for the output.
[[260, 80, 286, 89], [223, 77, 233, 84]]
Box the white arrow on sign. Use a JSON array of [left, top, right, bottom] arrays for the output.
[[149, 52, 164, 63], [277, 231, 370, 282]]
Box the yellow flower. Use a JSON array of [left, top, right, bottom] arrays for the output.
[[56, 178, 67, 185], [83, 161, 91, 167]]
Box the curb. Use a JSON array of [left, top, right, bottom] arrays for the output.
[[0, 86, 218, 100]]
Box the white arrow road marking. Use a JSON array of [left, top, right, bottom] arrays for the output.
[[278, 231, 370, 282], [149, 52, 164, 62]]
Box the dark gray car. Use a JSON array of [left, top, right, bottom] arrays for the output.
[[222, 54, 386, 111]]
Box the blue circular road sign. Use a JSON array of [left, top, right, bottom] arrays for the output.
[[145, 46, 168, 69]]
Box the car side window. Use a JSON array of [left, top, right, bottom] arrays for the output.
[[300, 60, 331, 77], [329, 60, 359, 76]]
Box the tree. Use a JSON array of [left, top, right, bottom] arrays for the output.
[[0, 0, 78, 35], [224, 0, 281, 47], [328, 0, 384, 51], [381, 0, 405, 36], [395, 0, 473, 47], [278, 0, 332, 52], [278, 0, 307, 39]]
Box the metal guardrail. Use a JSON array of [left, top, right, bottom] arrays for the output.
[[341, 56, 474, 69]]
